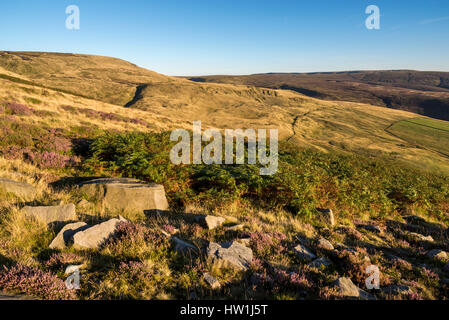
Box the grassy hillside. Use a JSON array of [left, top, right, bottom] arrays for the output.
[[388, 118, 449, 157], [186, 71, 449, 121], [0, 52, 448, 300]]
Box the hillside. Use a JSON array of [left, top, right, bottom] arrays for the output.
[[186, 71, 449, 121], [0, 52, 448, 301]]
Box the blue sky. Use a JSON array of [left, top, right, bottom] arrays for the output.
[[0, 0, 448, 75]]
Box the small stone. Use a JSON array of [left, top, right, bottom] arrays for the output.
[[426, 249, 448, 260], [318, 209, 335, 226], [206, 241, 253, 270], [333, 277, 376, 300], [359, 224, 382, 233], [22, 204, 77, 225], [225, 224, 245, 231], [293, 244, 316, 262], [49, 222, 90, 249], [408, 232, 434, 242], [203, 273, 221, 289], [73, 218, 123, 249], [196, 215, 226, 230], [317, 238, 334, 250], [171, 236, 198, 253], [0, 178, 36, 201], [64, 265, 83, 275], [308, 257, 333, 268]]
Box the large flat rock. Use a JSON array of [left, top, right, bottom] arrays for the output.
[[22, 204, 77, 224], [0, 178, 36, 201], [78, 178, 169, 214], [73, 217, 125, 249]]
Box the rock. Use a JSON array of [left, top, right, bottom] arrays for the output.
[[408, 232, 434, 242], [49, 222, 90, 249], [426, 249, 448, 260], [78, 178, 169, 214], [317, 238, 334, 250], [0, 178, 36, 201], [22, 204, 77, 225], [206, 241, 253, 271], [308, 257, 333, 268], [318, 209, 335, 226], [293, 244, 316, 262], [171, 236, 198, 253], [196, 215, 226, 230], [225, 224, 245, 231], [358, 224, 382, 233], [203, 273, 221, 289], [73, 217, 125, 249], [333, 277, 376, 300]]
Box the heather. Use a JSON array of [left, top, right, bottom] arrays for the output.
[[0, 264, 77, 300]]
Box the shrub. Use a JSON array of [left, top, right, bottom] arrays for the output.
[[0, 264, 77, 300]]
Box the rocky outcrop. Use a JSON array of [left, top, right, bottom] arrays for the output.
[[22, 204, 77, 224], [0, 178, 36, 201], [78, 178, 169, 214]]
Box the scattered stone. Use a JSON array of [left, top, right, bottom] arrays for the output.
[[225, 224, 245, 231], [171, 236, 198, 253], [308, 257, 333, 268], [426, 249, 448, 261], [333, 277, 376, 300], [0, 178, 36, 201], [358, 224, 382, 233], [408, 232, 434, 242], [318, 209, 335, 226], [77, 199, 94, 210], [203, 273, 221, 289], [195, 215, 226, 230], [49, 222, 90, 249], [73, 217, 125, 249], [78, 178, 169, 214], [317, 238, 334, 250], [22, 204, 77, 225], [293, 244, 316, 262], [206, 241, 253, 271]]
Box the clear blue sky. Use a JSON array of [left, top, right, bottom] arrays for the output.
[[1, 0, 448, 75]]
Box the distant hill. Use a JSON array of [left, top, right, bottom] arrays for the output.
[[185, 70, 449, 121]]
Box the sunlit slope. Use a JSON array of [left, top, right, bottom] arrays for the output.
[[0, 51, 171, 106], [1, 51, 448, 173]]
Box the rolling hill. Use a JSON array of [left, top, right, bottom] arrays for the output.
[[186, 71, 449, 121]]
